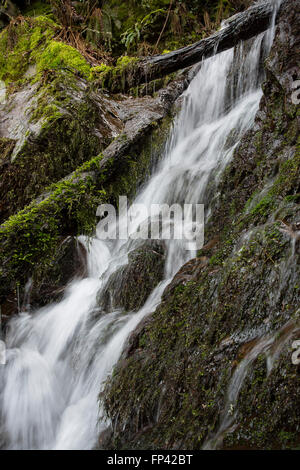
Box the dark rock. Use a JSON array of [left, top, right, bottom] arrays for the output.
[[29, 236, 87, 309], [162, 256, 209, 300], [97, 426, 113, 450], [99, 240, 165, 313], [0, 236, 87, 328]]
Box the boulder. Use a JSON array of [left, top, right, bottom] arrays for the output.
[[99, 241, 165, 313]]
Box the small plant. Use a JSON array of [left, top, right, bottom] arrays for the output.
[[49, 0, 110, 65], [121, 9, 166, 52]]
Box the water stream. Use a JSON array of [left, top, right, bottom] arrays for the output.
[[0, 2, 280, 450]]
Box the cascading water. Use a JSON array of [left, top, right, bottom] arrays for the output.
[[0, 3, 280, 450]]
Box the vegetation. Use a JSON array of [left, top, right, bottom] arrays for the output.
[[1, 1, 251, 60]]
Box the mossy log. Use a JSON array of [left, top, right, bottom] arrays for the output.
[[111, 1, 280, 92]]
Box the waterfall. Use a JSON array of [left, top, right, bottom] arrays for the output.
[[0, 4, 279, 450]]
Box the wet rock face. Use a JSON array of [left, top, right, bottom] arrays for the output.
[[29, 236, 88, 309], [102, 0, 300, 451], [224, 336, 300, 450], [99, 241, 165, 313]]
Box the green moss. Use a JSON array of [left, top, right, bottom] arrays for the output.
[[250, 195, 275, 217], [90, 64, 112, 75], [91, 55, 139, 92], [116, 55, 138, 67], [90, 63, 114, 85], [270, 146, 300, 197], [30, 102, 63, 124], [240, 145, 300, 226], [37, 40, 91, 79]]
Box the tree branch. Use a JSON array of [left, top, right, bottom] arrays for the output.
[[111, 1, 280, 92]]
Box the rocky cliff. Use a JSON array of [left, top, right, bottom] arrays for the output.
[[102, 0, 300, 450]]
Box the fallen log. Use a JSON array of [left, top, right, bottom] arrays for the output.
[[107, 1, 280, 92]]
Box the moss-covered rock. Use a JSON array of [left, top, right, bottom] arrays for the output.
[[0, 16, 127, 221], [1, 234, 88, 326], [0, 67, 123, 221], [223, 341, 300, 450], [99, 241, 165, 313], [29, 235, 87, 306]]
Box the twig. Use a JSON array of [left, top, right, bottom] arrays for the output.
[[153, 0, 173, 54]]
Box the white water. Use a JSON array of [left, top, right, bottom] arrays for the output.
[[0, 4, 279, 450]]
